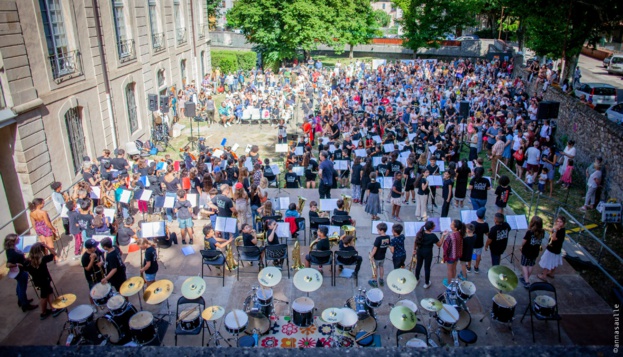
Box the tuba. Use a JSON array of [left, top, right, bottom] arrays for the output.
[[291, 241, 304, 270], [341, 225, 357, 244], [297, 196, 307, 215], [225, 244, 238, 272], [341, 194, 352, 213]]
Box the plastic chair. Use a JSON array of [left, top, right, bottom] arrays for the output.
[[308, 250, 333, 286], [174, 296, 205, 346], [396, 323, 429, 347], [520, 281, 562, 342], [200, 250, 226, 287], [333, 250, 360, 286], [236, 245, 263, 281], [264, 244, 290, 279]]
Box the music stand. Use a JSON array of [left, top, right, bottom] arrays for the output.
[[141, 221, 168, 269], [502, 215, 528, 267]]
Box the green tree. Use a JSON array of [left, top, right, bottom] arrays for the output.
[[333, 0, 381, 58], [227, 0, 338, 67], [373, 9, 391, 27]]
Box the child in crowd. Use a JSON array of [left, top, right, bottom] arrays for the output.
[[467, 207, 489, 273], [138, 238, 158, 287], [525, 168, 536, 188], [174, 189, 194, 244], [369, 222, 390, 288], [442, 220, 464, 286], [459, 224, 476, 280], [390, 172, 404, 222], [66, 201, 83, 259], [389, 224, 406, 269], [559, 159, 574, 189], [93, 206, 111, 235], [538, 167, 548, 194], [494, 175, 512, 214], [116, 217, 137, 254]]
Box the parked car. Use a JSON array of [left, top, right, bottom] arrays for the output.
[[456, 35, 480, 41], [603, 54, 613, 68], [607, 54, 623, 75], [605, 102, 623, 124], [574, 83, 618, 112]]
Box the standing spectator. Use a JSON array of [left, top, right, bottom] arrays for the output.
[[485, 213, 511, 266], [414, 221, 442, 289], [520, 216, 545, 288], [558, 140, 576, 176], [318, 151, 334, 199], [538, 216, 566, 280], [580, 162, 602, 211], [4, 234, 37, 311]]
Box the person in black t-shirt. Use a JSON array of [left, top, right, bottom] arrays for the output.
[[459, 224, 476, 280], [441, 170, 454, 217], [468, 207, 489, 273], [139, 238, 159, 286], [538, 216, 566, 281], [284, 165, 300, 188], [484, 213, 511, 266], [111, 149, 130, 173], [426, 157, 441, 207], [25, 243, 65, 319], [520, 216, 544, 288], [305, 226, 331, 272], [240, 223, 263, 262], [336, 235, 362, 274], [469, 167, 491, 211], [82, 239, 104, 303], [413, 221, 442, 289], [494, 175, 512, 214], [101, 237, 127, 293], [369, 222, 391, 288], [376, 156, 389, 179]]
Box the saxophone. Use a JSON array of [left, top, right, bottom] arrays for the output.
[[341, 194, 352, 213], [225, 244, 238, 271], [408, 254, 417, 274], [369, 252, 377, 280], [235, 232, 266, 247], [291, 241, 304, 270], [297, 196, 307, 215], [309, 232, 340, 250]]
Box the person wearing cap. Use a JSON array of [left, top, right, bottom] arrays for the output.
[[100, 237, 127, 293], [82, 238, 104, 303]]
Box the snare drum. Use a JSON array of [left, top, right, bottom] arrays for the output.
[[336, 308, 358, 332], [491, 294, 517, 323], [454, 310, 472, 331], [224, 310, 249, 334], [346, 296, 371, 319], [534, 295, 556, 318], [129, 311, 158, 345], [245, 313, 271, 335], [458, 281, 476, 301], [436, 304, 459, 330], [292, 297, 315, 327], [179, 306, 202, 331], [256, 288, 274, 317], [97, 303, 138, 344], [91, 283, 113, 306], [68, 304, 96, 328], [395, 300, 418, 314], [107, 295, 129, 316], [365, 288, 384, 309], [405, 338, 428, 348]]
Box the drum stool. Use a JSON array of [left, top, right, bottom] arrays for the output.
[[458, 329, 477, 346]]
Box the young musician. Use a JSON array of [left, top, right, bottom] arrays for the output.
[[284, 165, 300, 188], [138, 238, 158, 286], [369, 222, 390, 288], [203, 224, 233, 251], [414, 221, 442, 289], [441, 220, 465, 285], [101, 237, 127, 293], [441, 170, 455, 217], [390, 172, 404, 221], [538, 216, 566, 281], [336, 234, 362, 275], [241, 223, 264, 265], [389, 224, 406, 269], [82, 239, 104, 304], [426, 157, 440, 207], [25, 243, 65, 320], [304, 226, 331, 272], [467, 207, 489, 273], [174, 189, 194, 244], [484, 213, 511, 266]]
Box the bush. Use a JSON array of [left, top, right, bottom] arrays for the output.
[[211, 50, 257, 73]]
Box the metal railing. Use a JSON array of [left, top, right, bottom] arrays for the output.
[[117, 39, 136, 62], [49, 50, 82, 80], [152, 32, 166, 51], [177, 27, 187, 45]]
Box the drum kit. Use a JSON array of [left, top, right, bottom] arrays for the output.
[[475, 265, 520, 338]]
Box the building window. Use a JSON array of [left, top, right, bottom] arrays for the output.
[[40, 0, 81, 79], [113, 1, 135, 61], [148, 0, 164, 50], [382, 3, 385, 9], [175, 0, 187, 45], [157, 69, 165, 87], [200, 51, 205, 77], [65, 107, 85, 174], [0, 81, 6, 110], [126, 83, 138, 134], [180, 60, 186, 87]]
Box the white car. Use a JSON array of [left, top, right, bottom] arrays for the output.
[[605, 103, 623, 124], [608, 55, 623, 75], [574, 83, 618, 112]]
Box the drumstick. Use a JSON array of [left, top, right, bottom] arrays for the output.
[[440, 304, 457, 321], [233, 309, 241, 329], [355, 330, 374, 342], [496, 292, 513, 307], [176, 305, 199, 323]]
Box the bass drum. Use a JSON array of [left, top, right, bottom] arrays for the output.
[[96, 303, 138, 344], [491, 294, 517, 323], [129, 311, 158, 345], [349, 315, 377, 337], [292, 297, 314, 327], [454, 310, 472, 331]]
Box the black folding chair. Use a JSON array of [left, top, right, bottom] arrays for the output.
[[264, 244, 290, 279], [174, 296, 206, 346], [294, 217, 307, 245], [396, 323, 429, 347], [308, 250, 333, 286], [333, 250, 360, 286], [200, 250, 226, 287], [331, 215, 353, 226], [520, 281, 562, 342], [309, 217, 330, 239], [260, 215, 283, 233], [236, 244, 263, 281]]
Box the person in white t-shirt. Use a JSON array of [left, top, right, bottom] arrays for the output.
[[580, 163, 602, 211]]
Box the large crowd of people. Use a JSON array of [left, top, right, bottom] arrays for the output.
[[3, 55, 604, 325]]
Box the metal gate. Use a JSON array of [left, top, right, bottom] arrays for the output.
[[64, 107, 85, 173]]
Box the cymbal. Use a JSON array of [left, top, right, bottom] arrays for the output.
[[258, 267, 282, 287], [143, 279, 174, 305], [51, 294, 76, 309], [420, 298, 443, 312], [120, 277, 144, 297], [202, 306, 225, 321], [390, 306, 418, 331], [321, 308, 343, 324], [386, 268, 418, 295], [181, 277, 206, 299], [488, 265, 518, 292], [341, 225, 355, 231], [293, 268, 323, 293]]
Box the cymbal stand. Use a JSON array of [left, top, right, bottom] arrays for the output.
[[479, 290, 515, 340], [434, 244, 442, 264], [206, 318, 233, 347], [153, 298, 174, 325], [424, 311, 439, 348]]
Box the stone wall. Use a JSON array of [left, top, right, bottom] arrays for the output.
[[517, 64, 623, 202]]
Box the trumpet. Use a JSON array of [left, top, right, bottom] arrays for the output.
[[291, 241, 304, 270], [341, 194, 352, 213], [297, 196, 307, 215]]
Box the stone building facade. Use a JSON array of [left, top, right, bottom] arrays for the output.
[[0, 0, 211, 237]]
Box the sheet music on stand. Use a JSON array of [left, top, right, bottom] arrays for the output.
[[352, 140, 360, 148], [139, 190, 153, 201], [92, 235, 117, 252], [90, 186, 101, 199], [293, 166, 304, 176], [438, 217, 452, 232], [355, 149, 367, 158], [506, 215, 528, 230], [154, 195, 165, 208], [119, 190, 132, 204], [269, 164, 281, 175], [328, 145, 337, 153], [103, 208, 116, 223], [186, 194, 198, 208], [408, 133, 417, 141], [141, 221, 166, 238], [437, 161, 445, 172], [372, 221, 394, 234], [275, 144, 288, 153], [163, 196, 176, 208], [273, 197, 290, 211], [276, 222, 292, 239], [244, 157, 254, 171], [17, 235, 37, 253], [319, 199, 338, 212], [372, 157, 382, 168], [215, 217, 237, 233], [381, 177, 394, 189], [460, 210, 479, 224], [404, 222, 425, 237], [372, 135, 382, 144], [383, 143, 395, 153], [427, 175, 443, 186], [319, 225, 341, 237], [294, 147, 304, 156], [334, 160, 349, 170]]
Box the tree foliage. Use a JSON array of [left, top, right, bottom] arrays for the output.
[[373, 9, 391, 27], [331, 0, 381, 57]]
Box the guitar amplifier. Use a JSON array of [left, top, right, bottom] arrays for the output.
[[600, 203, 622, 223]]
